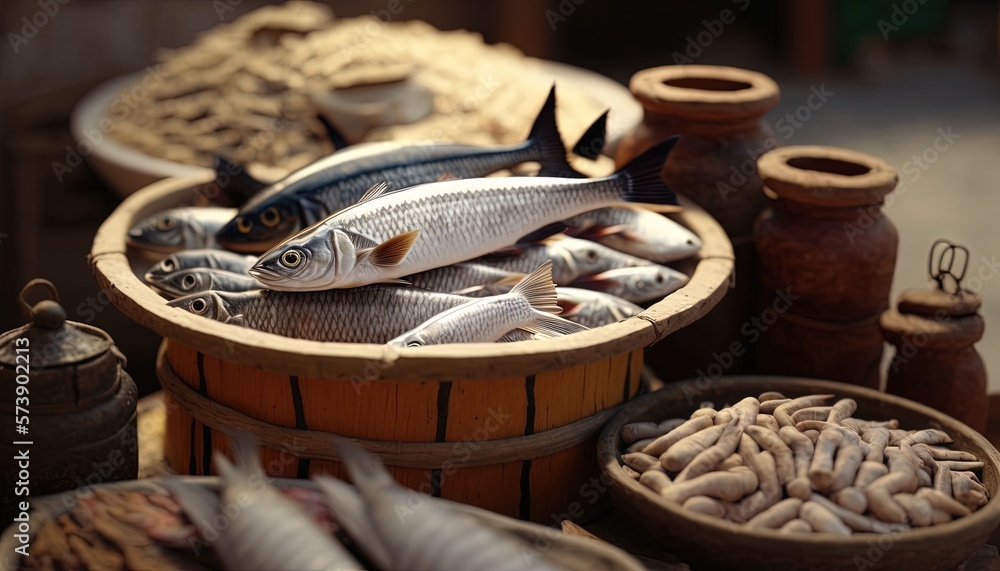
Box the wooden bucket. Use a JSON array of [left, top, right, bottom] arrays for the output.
[[89, 174, 733, 522]]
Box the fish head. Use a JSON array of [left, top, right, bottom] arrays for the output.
[[571, 266, 689, 303], [386, 329, 430, 349], [151, 269, 212, 297], [167, 291, 234, 322], [145, 254, 184, 280], [249, 226, 353, 290], [128, 210, 189, 252], [216, 197, 301, 253], [552, 237, 612, 279]]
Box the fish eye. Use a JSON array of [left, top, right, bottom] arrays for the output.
[[182, 274, 197, 289], [236, 217, 253, 234], [156, 217, 177, 232], [162, 258, 175, 271], [261, 207, 281, 228], [587, 250, 599, 262], [281, 249, 304, 268], [407, 340, 424, 347], [656, 274, 664, 284], [191, 298, 208, 314]]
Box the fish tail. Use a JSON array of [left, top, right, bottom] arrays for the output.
[[510, 261, 561, 315], [572, 110, 608, 161], [527, 85, 576, 178], [334, 437, 396, 491], [215, 431, 264, 485], [521, 313, 590, 338], [615, 136, 681, 211], [159, 479, 222, 539], [314, 476, 394, 570]]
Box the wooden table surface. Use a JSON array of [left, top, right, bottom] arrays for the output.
[[135, 391, 1000, 570]]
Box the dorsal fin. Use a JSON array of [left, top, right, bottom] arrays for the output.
[[357, 182, 392, 204]]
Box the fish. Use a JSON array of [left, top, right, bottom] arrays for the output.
[[145, 249, 257, 280], [249, 136, 680, 291], [556, 287, 645, 328], [127, 207, 236, 252], [216, 86, 582, 253], [474, 235, 654, 286], [161, 434, 362, 571], [387, 262, 587, 347], [315, 439, 564, 571], [569, 265, 689, 303], [167, 286, 472, 343], [406, 263, 523, 294], [564, 206, 702, 263], [145, 267, 262, 299]]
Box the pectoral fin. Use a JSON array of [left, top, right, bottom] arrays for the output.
[[364, 230, 420, 267]]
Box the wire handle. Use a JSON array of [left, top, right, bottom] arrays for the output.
[[17, 279, 62, 322], [928, 239, 969, 295]]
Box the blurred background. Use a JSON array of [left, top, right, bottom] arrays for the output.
[[1, 0, 998, 398]]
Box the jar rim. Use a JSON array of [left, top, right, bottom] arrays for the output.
[[629, 65, 780, 121], [758, 145, 899, 207]]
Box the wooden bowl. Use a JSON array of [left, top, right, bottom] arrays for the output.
[[597, 376, 1000, 571], [89, 174, 733, 522], [0, 477, 646, 571]]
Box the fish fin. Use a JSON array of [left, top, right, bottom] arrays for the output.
[[436, 172, 458, 182], [333, 437, 396, 491], [158, 480, 223, 539], [556, 299, 582, 317], [212, 156, 268, 207], [453, 273, 522, 296], [517, 222, 567, 245], [225, 314, 246, 327], [572, 110, 608, 160], [569, 223, 632, 240], [498, 330, 537, 342], [361, 230, 420, 267], [357, 181, 392, 204], [378, 278, 412, 286], [510, 261, 561, 315], [316, 113, 350, 149], [214, 431, 263, 487], [344, 231, 380, 251], [569, 274, 616, 292], [313, 476, 394, 570], [527, 84, 575, 178], [522, 313, 590, 338], [480, 247, 524, 260], [615, 136, 681, 211]]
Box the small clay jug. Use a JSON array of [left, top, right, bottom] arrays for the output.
[[882, 242, 988, 432], [753, 146, 899, 388], [618, 65, 780, 379]]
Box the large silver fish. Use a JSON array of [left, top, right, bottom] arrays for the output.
[[128, 207, 236, 252], [564, 206, 702, 263], [406, 263, 523, 294], [146, 249, 256, 280], [569, 265, 689, 303], [387, 262, 587, 347], [216, 87, 582, 253], [249, 137, 679, 291], [556, 287, 644, 328], [315, 439, 563, 571], [146, 268, 261, 299], [474, 236, 653, 285], [167, 287, 471, 343], [161, 434, 361, 571]]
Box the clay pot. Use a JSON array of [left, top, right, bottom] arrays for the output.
[[753, 146, 899, 388], [882, 289, 988, 433], [618, 65, 780, 379]]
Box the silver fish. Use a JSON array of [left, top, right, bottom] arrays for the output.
[[127, 207, 236, 252], [167, 287, 471, 343], [216, 87, 580, 253], [250, 137, 679, 291], [406, 263, 523, 294], [146, 249, 256, 280], [387, 262, 587, 347], [556, 287, 644, 328], [474, 235, 653, 285], [569, 265, 689, 303], [146, 268, 261, 299], [162, 434, 361, 571], [564, 206, 702, 262], [315, 439, 563, 571]]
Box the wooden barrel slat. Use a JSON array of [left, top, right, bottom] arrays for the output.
[[446, 377, 528, 441], [441, 461, 523, 518], [527, 440, 598, 523]]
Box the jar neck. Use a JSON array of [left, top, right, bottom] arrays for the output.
[[775, 197, 885, 219], [641, 108, 762, 137]]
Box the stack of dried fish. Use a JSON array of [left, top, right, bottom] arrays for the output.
[[13, 434, 639, 570], [130, 86, 701, 346]]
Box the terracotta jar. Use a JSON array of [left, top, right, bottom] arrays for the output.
[[882, 288, 988, 432], [617, 65, 780, 379], [753, 146, 899, 388], [0, 280, 137, 523]]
